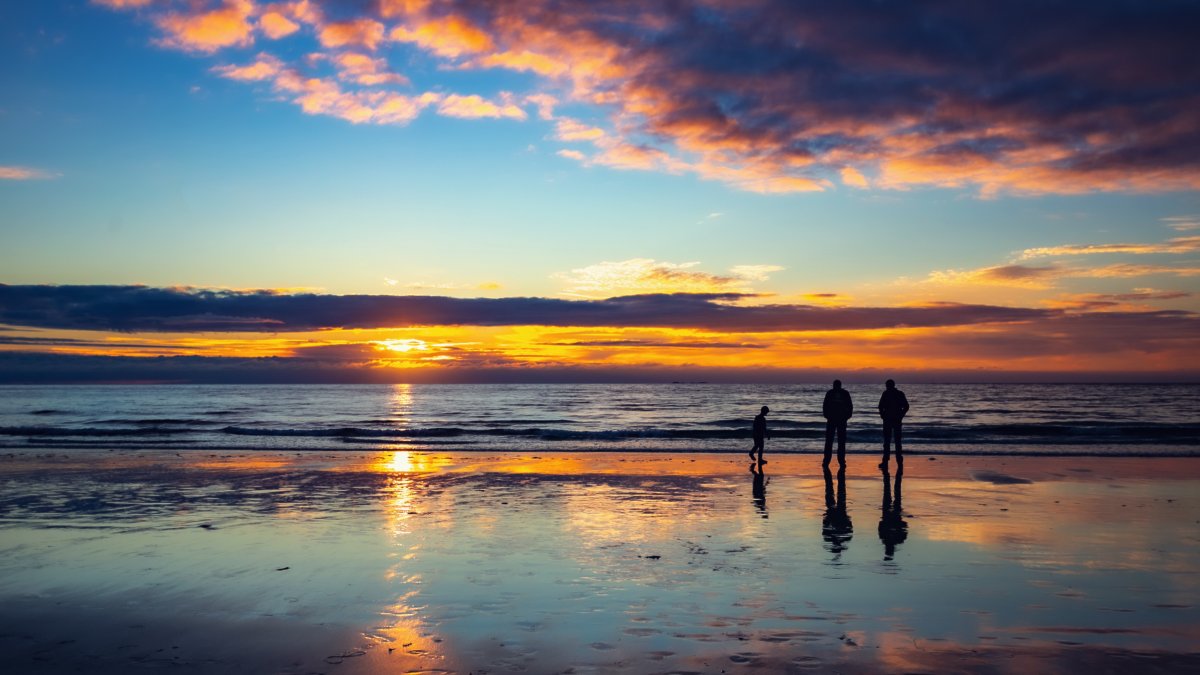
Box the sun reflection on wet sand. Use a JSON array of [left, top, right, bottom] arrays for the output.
[[0, 453, 1197, 673]]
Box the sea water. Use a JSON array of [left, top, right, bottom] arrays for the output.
[[1, 383, 1197, 455]]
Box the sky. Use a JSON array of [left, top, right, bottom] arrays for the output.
[[1, 0, 1198, 383]]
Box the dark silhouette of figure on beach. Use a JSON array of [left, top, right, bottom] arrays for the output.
[[822, 380, 853, 467], [750, 462, 768, 518], [877, 379, 910, 469], [878, 467, 907, 560], [822, 466, 853, 559], [750, 405, 769, 464]]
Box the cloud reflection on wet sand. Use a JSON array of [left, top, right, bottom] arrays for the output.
[[0, 452, 1196, 673]]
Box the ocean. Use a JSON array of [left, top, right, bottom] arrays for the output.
[[1, 383, 1197, 456]]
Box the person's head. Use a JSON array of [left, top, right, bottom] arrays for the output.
[[761, 405, 769, 415], [833, 379, 842, 389], [885, 379, 895, 389]]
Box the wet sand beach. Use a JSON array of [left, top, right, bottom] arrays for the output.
[[1, 451, 1197, 674]]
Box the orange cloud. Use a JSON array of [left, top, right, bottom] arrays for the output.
[[258, 11, 299, 39], [390, 14, 493, 58], [926, 264, 1064, 289], [92, 0, 155, 7], [318, 19, 385, 51], [330, 52, 408, 86], [155, 0, 255, 53], [841, 166, 869, 188], [553, 259, 783, 298], [0, 166, 57, 180], [1020, 236, 1200, 259], [437, 94, 526, 120], [555, 118, 605, 142], [215, 54, 435, 124], [97, 1, 1200, 196], [213, 53, 283, 81]]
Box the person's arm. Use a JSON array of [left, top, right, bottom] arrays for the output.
[[900, 392, 909, 418], [846, 391, 853, 418], [822, 391, 832, 418], [878, 393, 887, 417]]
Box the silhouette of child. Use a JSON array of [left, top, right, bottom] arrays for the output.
[[750, 405, 769, 464]]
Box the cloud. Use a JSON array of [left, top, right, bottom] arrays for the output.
[[1080, 263, 1200, 278], [213, 52, 282, 81], [1046, 289, 1192, 310], [92, 0, 155, 7], [554, 259, 772, 297], [92, 1, 1200, 194], [555, 118, 605, 142], [0, 284, 1060, 333], [841, 167, 869, 188], [258, 11, 299, 39], [1020, 236, 1200, 258], [214, 55, 439, 124], [926, 260, 1200, 288], [729, 265, 785, 282], [329, 52, 408, 86], [389, 14, 493, 58], [0, 166, 57, 180], [437, 93, 526, 120], [926, 264, 1064, 288], [550, 339, 767, 350], [1163, 216, 1200, 232], [317, 18, 385, 51], [155, 0, 255, 53]]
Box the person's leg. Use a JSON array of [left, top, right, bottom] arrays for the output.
[[750, 439, 760, 460], [881, 420, 893, 468], [823, 420, 835, 465], [895, 421, 903, 465], [836, 421, 847, 466]]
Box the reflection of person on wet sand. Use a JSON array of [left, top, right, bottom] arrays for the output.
[[750, 462, 768, 518], [822, 466, 853, 559], [878, 467, 907, 561], [749, 405, 769, 464]]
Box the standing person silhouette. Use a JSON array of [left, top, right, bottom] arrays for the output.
[[822, 380, 853, 467], [877, 379, 909, 469], [749, 405, 769, 464]]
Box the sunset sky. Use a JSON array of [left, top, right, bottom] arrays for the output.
[[2, 0, 1198, 382]]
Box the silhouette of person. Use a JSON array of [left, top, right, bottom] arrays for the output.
[[822, 380, 853, 467], [877, 379, 909, 469], [749, 405, 769, 464], [750, 462, 768, 518], [878, 467, 907, 560], [822, 466, 853, 559]]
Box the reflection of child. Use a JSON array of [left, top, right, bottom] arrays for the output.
[[750, 406, 770, 463]]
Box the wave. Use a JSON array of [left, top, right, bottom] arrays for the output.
[[0, 426, 200, 437], [3, 421, 1197, 444]]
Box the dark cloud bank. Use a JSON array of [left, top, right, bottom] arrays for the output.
[[0, 284, 1055, 332], [1, 285, 1196, 383]]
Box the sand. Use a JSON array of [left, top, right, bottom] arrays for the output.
[[1, 450, 1197, 674]]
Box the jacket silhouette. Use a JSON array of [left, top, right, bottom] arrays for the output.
[[822, 380, 853, 467], [877, 379, 909, 468]]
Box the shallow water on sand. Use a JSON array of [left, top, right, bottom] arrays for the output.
[[1, 452, 1198, 673]]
